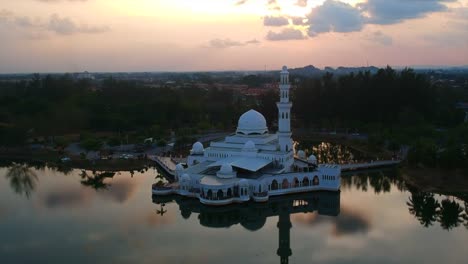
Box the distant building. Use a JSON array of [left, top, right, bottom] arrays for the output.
[[76, 71, 95, 80]]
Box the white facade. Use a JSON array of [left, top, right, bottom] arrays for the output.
[[153, 66, 341, 205]]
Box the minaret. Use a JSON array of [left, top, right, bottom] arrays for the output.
[[277, 66, 293, 154]]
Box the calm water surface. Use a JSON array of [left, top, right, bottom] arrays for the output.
[[0, 164, 467, 264]]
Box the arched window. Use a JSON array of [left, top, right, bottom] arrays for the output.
[[286, 145, 288, 151], [302, 177, 309, 186], [227, 188, 232, 197], [207, 189, 213, 199], [282, 179, 289, 189], [293, 177, 299, 187], [286, 112, 289, 119], [271, 180, 279, 190], [313, 176, 319, 186], [217, 189, 223, 199], [282, 112, 285, 119]]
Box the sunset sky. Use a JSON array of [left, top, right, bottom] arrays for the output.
[[1, 0, 467, 73]]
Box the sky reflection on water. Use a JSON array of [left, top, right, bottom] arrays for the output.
[[0, 164, 467, 264]]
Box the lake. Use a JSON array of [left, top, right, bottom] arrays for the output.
[[0, 163, 467, 264]]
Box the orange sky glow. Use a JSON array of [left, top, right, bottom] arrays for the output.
[[0, 0, 467, 72]]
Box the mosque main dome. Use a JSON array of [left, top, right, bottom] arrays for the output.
[[236, 109, 268, 136]]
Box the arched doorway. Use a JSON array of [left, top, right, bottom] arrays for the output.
[[207, 189, 213, 199], [282, 179, 289, 189], [271, 180, 278, 190], [313, 176, 319, 185], [302, 177, 309, 186], [293, 177, 299, 187], [217, 189, 223, 199]]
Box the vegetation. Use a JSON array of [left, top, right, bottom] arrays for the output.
[[0, 67, 467, 169]]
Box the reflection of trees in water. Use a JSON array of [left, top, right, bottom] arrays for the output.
[[407, 188, 467, 230], [341, 168, 405, 194], [48, 163, 74, 175], [438, 198, 464, 230], [80, 170, 115, 190], [407, 192, 439, 227], [464, 202, 468, 229], [5, 163, 38, 198]]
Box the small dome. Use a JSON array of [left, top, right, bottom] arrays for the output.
[[308, 154, 317, 164], [191, 142, 204, 154], [243, 140, 256, 151], [217, 163, 236, 179], [180, 174, 191, 183], [236, 110, 268, 136], [220, 163, 233, 174], [239, 179, 249, 187], [297, 150, 306, 159], [176, 163, 184, 171]]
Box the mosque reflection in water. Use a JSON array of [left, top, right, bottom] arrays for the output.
[[153, 191, 340, 264]]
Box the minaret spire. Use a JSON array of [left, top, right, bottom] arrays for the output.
[[277, 66, 293, 156]]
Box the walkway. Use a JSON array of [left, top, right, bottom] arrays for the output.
[[340, 160, 401, 171], [148, 155, 176, 176], [149, 155, 401, 176]]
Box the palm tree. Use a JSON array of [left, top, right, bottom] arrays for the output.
[[407, 191, 440, 227], [5, 163, 38, 198], [438, 198, 463, 230]]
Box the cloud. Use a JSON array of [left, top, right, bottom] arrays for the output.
[[307, 0, 364, 37], [300, 0, 455, 38], [291, 16, 307, 25], [235, 0, 248, 6], [245, 39, 260, 44], [41, 188, 91, 208], [359, 0, 456, 25], [292, 206, 371, 237], [36, 0, 88, 2], [267, 0, 281, 11], [366, 30, 393, 46], [0, 10, 110, 36], [96, 177, 138, 203], [48, 14, 109, 35], [266, 28, 306, 41], [208, 38, 260, 48], [296, 0, 308, 7], [264, 16, 289, 26]]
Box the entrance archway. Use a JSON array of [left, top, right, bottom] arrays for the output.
[[313, 176, 319, 185], [271, 180, 278, 190], [302, 177, 309, 186], [282, 179, 289, 189]]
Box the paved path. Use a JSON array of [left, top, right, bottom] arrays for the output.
[[340, 160, 401, 171], [148, 155, 176, 176]]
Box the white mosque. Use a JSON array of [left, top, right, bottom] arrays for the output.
[[152, 66, 341, 205]]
